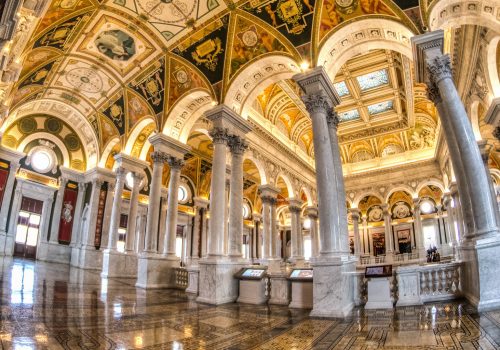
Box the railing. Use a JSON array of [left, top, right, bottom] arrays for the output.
[[417, 262, 461, 302], [174, 268, 188, 290], [358, 253, 420, 267]]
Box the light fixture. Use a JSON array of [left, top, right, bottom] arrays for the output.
[[420, 200, 434, 214], [211, 100, 217, 106], [31, 149, 54, 174], [303, 218, 311, 229], [300, 61, 310, 71]]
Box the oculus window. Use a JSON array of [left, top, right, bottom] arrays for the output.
[[356, 69, 389, 91]]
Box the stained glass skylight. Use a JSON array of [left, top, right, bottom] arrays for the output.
[[356, 69, 389, 91], [339, 109, 360, 122], [367, 100, 394, 115], [334, 81, 349, 97]]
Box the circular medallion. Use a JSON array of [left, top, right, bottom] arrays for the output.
[[66, 68, 103, 93], [241, 30, 258, 47], [175, 69, 189, 84], [45, 117, 62, 134], [137, 0, 196, 24], [19, 117, 36, 134], [336, 0, 353, 6], [65, 134, 80, 151]]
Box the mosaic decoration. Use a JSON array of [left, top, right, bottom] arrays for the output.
[[367, 99, 393, 115], [94, 29, 136, 61], [392, 200, 412, 219], [367, 204, 384, 222], [9, 86, 42, 108], [358, 195, 381, 213], [242, 0, 315, 47], [126, 90, 154, 130], [34, 14, 89, 50], [18, 61, 55, 89], [166, 56, 211, 112], [319, 0, 396, 41], [97, 114, 119, 148], [338, 109, 360, 121], [20, 49, 60, 78], [101, 94, 126, 135], [334, 81, 349, 97], [34, 0, 94, 37], [356, 69, 389, 91], [130, 58, 166, 116], [172, 16, 229, 84], [65, 67, 103, 93]]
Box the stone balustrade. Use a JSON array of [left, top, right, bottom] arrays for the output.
[[174, 268, 189, 290]]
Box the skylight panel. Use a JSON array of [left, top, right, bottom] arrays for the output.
[[367, 100, 393, 115], [339, 109, 360, 122], [334, 81, 349, 97], [356, 69, 389, 91]]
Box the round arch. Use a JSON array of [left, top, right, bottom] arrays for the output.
[[4, 99, 99, 169], [124, 117, 156, 155], [384, 186, 416, 203], [299, 186, 314, 206], [99, 137, 120, 168], [415, 179, 446, 196], [428, 0, 500, 35], [224, 54, 301, 117], [18, 132, 71, 168], [485, 35, 500, 99], [469, 99, 484, 141], [353, 191, 385, 208], [317, 18, 415, 78], [162, 90, 213, 144], [275, 172, 295, 199], [242, 155, 268, 185]]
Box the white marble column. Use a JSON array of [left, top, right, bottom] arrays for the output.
[[305, 207, 319, 258], [442, 194, 457, 245], [191, 197, 208, 266], [259, 185, 279, 261], [125, 172, 143, 252], [82, 179, 103, 248], [207, 127, 229, 257], [70, 182, 87, 247], [413, 199, 425, 256], [144, 152, 165, 253], [0, 162, 20, 235], [350, 208, 361, 256], [163, 156, 184, 259], [288, 199, 303, 263], [107, 167, 126, 251], [100, 181, 115, 249], [382, 204, 393, 259], [362, 216, 369, 255], [49, 177, 68, 244], [227, 136, 248, 259], [252, 213, 262, 260]]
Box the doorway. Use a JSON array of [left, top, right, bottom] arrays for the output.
[[14, 197, 43, 260]]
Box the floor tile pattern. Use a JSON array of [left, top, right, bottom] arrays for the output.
[[1, 258, 500, 349]]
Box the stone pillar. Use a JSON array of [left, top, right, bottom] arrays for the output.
[[449, 183, 464, 242], [362, 216, 369, 255], [288, 199, 304, 264], [144, 152, 165, 253], [163, 156, 184, 258], [305, 207, 319, 258], [252, 213, 262, 261], [125, 172, 143, 252], [100, 181, 115, 249], [259, 185, 280, 262], [350, 208, 361, 257], [157, 189, 168, 253], [413, 198, 425, 256], [190, 197, 209, 266], [49, 177, 68, 244], [227, 135, 248, 259], [197, 105, 251, 305], [443, 194, 457, 246], [70, 182, 87, 247], [0, 161, 20, 237], [106, 167, 126, 251], [294, 67, 355, 317], [382, 204, 393, 260]]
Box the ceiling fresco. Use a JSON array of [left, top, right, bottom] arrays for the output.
[[3, 0, 440, 174]]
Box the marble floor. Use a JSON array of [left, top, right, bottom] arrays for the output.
[[1, 258, 500, 350]]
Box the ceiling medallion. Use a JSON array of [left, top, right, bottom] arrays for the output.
[[335, 0, 357, 14], [136, 0, 197, 24], [65, 68, 103, 93], [94, 30, 136, 61]]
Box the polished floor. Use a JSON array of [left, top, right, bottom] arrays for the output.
[[1, 258, 500, 349]]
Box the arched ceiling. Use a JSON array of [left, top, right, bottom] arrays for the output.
[[2, 0, 451, 173]]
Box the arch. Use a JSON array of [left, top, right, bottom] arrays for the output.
[[428, 0, 500, 35], [469, 99, 484, 141], [415, 179, 446, 196], [224, 54, 301, 117], [4, 99, 99, 169], [124, 117, 156, 155], [275, 172, 295, 198], [299, 186, 314, 206], [384, 185, 416, 203], [99, 137, 120, 168], [162, 90, 213, 144], [490, 168, 500, 185], [18, 132, 71, 168], [485, 35, 500, 99], [317, 18, 415, 79], [242, 155, 267, 185], [352, 191, 384, 208]]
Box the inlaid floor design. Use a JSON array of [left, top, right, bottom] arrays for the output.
[[1, 257, 500, 349]]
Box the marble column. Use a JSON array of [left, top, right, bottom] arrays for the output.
[[305, 207, 319, 258], [294, 67, 355, 318], [106, 167, 126, 251], [70, 182, 87, 248], [144, 152, 165, 253], [362, 216, 369, 255], [0, 162, 20, 237], [449, 183, 464, 243], [49, 177, 68, 244], [100, 181, 115, 249], [350, 208, 361, 257], [190, 197, 209, 266], [442, 194, 457, 245], [259, 185, 280, 262], [288, 199, 304, 264], [163, 156, 184, 259], [227, 135, 248, 259], [413, 198, 425, 256], [206, 127, 229, 257], [125, 172, 143, 252], [382, 204, 393, 260], [252, 213, 262, 261]]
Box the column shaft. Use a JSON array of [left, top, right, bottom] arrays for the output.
[[107, 168, 126, 251], [228, 137, 247, 258], [70, 183, 87, 247], [351, 209, 361, 256], [82, 180, 103, 248], [49, 177, 68, 244], [144, 152, 165, 252], [382, 205, 393, 255], [0, 164, 19, 233], [125, 173, 142, 252], [163, 159, 183, 257]]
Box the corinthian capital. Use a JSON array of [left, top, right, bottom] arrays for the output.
[[167, 156, 184, 170], [427, 55, 452, 84], [150, 151, 166, 165], [209, 127, 230, 145], [301, 94, 331, 114], [326, 110, 340, 129], [228, 135, 248, 155], [426, 80, 442, 104]]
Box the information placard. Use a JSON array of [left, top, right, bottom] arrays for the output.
[[289, 269, 313, 281], [365, 265, 393, 278]]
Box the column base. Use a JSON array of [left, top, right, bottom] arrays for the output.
[[196, 258, 245, 305], [186, 266, 200, 295], [460, 235, 500, 312], [37, 242, 71, 264], [309, 256, 356, 318], [75, 246, 103, 270], [101, 249, 138, 278], [268, 272, 290, 305], [135, 253, 178, 289], [395, 265, 422, 307]]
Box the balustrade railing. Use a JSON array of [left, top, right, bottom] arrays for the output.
[[174, 268, 188, 290], [417, 262, 461, 302]]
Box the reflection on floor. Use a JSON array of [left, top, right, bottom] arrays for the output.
[[1, 258, 500, 350]]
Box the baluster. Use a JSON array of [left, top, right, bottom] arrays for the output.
[[420, 271, 426, 296], [434, 269, 440, 294]]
